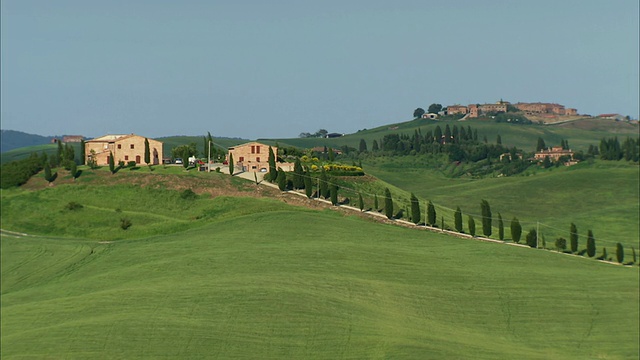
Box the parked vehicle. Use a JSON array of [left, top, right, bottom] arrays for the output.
[[175, 158, 183, 164]]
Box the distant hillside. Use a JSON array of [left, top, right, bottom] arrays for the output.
[[1, 130, 56, 153]]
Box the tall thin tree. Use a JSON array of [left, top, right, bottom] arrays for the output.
[[586, 230, 596, 257], [384, 188, 393, 219], [228, 154, 234, 175], [454, 206, 463, 232], [570, 223, 579, 253], [481, 199, 492, 237], [427, 201, 436, 226], [410, 193, 420, 224], [144, 138, 151, 165], [468, 215, 476, 237], [267, 146, 277, 182], [109, 151, 115, 174], [511, 217, 522, 243], [497, 212, 504, 240]]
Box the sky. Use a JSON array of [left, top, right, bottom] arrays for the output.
[[1, 0, 638, 140]]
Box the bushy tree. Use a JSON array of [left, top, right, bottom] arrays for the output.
[[570, 223, 579, 253], [427, 201, 436, 226], [468, 215, 476, 237], [44, 162, 53, 183], [384, 188, 393, 219], [480, 199, 492, 237], [69, 161, 78, 181], [428, 104, 442, 114], [413, 108, 425, 118], [586, 230, 596, 257], [555, 237, 567, 252], [276, 168, 286, 191], [511, 217, 522, 243], [410, 193, 420, 224], [497, 212, 504, 240], [359, 139, 368, 153], [454, 207, 463, 232], [616, 243, 624, 264]]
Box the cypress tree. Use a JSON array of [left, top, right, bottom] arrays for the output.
[[229, 154, 234, 175], [55, 140, 63, 166], [293, 158, 304, 189], [586, 230, 596, 257], [410, 193, 420, 224], [374, 194, 379, 211], [468, 216, 476, 237], [454, 206, 463, 232], [304, 172, 313, 198], [69, 161, 78, 181], [496, 134, 502, 145], [359, 139, 367, 153], [358, 193, 364, 212], [497, 212, 504, 240], [536, 137, 546, 151], [44, 162, 52, 182], [372, 140, 379, 152], [319, 169, 329, 199], [616, 243, 624, 263], [109, 151, 115, 174], [481, 199, 492, 237], [328, 147, 335, 162], [570, 223, 579, 253], [144, 138, 151, 165], [526, 229, 537, 248], [384, 188, 393, 219], [276, 168, 286, 191], [511, 217, 522, 243], [330, 184, 338, 205], [80, 139, 86, 165], [267, 146, 276, 182], [427, 201, 436, 226]]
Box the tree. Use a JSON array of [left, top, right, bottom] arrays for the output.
[[358, 193, 364, 212], [79, 139, 86, 165], [555, 237, 567, 252], [276, 168, 286, 191], [384, 188, 393, 219], [359, 139, 368, 153], [427, 201, 436, 226], [410, 193, 420, 224], [109, 151, 115, 174], [413, 108, 425, 118], [69, 161, 78, 181], [330, 184, 338, 205], [536, 137, 546, 151], [586, 230, 596, 257], [87, 149, 97, 169], [144, 138, 151, 165], [293, 158, 304, 189], [319, 168, 329, 199], [526, 229, 537, 248], [497, 212, 504, 240], [374, 194, 379, 211], [267, 146, 277, 182], [468, 216, 476, 237], [44, 162, 53, 183], [304, 172, 313, 198], [496, 134, 502, 145], [428, 103, 443, 114], [372, 140, 379, 152], [480, 199, 492, 237], [616, 243, 624, 263], [570, 223, 578, 253], [328, 147, 335, 162], [511, 217, 522, 243], [454, 207, 463, 232], [542, 156, 552, 168], [229, 154, 234, 175]]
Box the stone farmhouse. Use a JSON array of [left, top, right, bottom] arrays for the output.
[[85, 134, 163, 165], [534, 146, 576, 164], [228, 142, 274, 173], [514, 102, 577, 116], [446, 101, 508, 118]]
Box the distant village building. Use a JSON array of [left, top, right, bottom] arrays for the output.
[[514, 102, 577, 116], [446, 105, 468, 115], [422, 113, 438, 119], [598, 113, 626, 121], [534, 146, 575, 164], [62, 135, 84, 143], [446, 101, 508, 118], [85, 134, 162, 165]]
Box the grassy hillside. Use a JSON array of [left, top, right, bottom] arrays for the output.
[[2, 190, 638, 359], [361, 157, 640, 252]]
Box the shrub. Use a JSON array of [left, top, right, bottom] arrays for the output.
[[127, 161, 137, 168], [616, 243, 624, 264], [120, 218, 132, 230], [525, 229, 537, 248], [586, 230, 596, 257], [65, 201, 83, 211], [555, 237, 567, 252], [180, 189, 197, 200]]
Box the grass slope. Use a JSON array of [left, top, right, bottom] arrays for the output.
[[2, 200, 638, 359]]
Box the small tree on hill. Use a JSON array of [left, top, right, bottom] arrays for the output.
[[359, 139, 368, 153], [555, 237, 567, 252], [109, 151, 116, 174], [384, 188, 393, 219], [427, 201, 436, 226], [267, 146, 277, 182], [454, 207, 463, 232], [586, 230, 596, 257], [410, 193, 420, 224], [358, 193, 364, 212], [526, 229, 537, 248], [413, 108, 425, 118], [330, 184, 339, 205], [69, 161, 78, 181], [536, 137, 546, 151], [616, 243, 624, 264], [570, 223, 579, 253], [44, 162, 54, 183], [511, 217, 522, 243], [144, 138, 151, 165], [328, 147, 335, 162], [304, 172, 313, 198], [481, 199, 492, 237], [80, 139, 86, 165], [497, 212, 504, 240], [293, 158, 304, 189], [468, 215, 476, 237], [428, 104, 442, 114], [276, 168, 286, 191], [229, 154, 234, 175]]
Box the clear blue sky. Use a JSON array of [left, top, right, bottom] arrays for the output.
[[2, 0, 638, 139]]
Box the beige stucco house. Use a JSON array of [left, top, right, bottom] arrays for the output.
[[85, 134, 163, 165], [227, 142, 274, 173]]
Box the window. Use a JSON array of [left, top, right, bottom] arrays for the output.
[[136, 155, 141, 164], [130, 144, 135, 149], [256, 146, 260, 154], [239, 156, 244, 162], [117, 144, 122, 149], [251, 145, 255, 154], [125, 155, 129, 160], [256, 157, 260, 162]]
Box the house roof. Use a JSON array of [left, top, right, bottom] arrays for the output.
[[87, 134, 133, 142]]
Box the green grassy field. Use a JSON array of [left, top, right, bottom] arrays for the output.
[[2, 193, 638, 359], [361, 157, 640, 253]]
